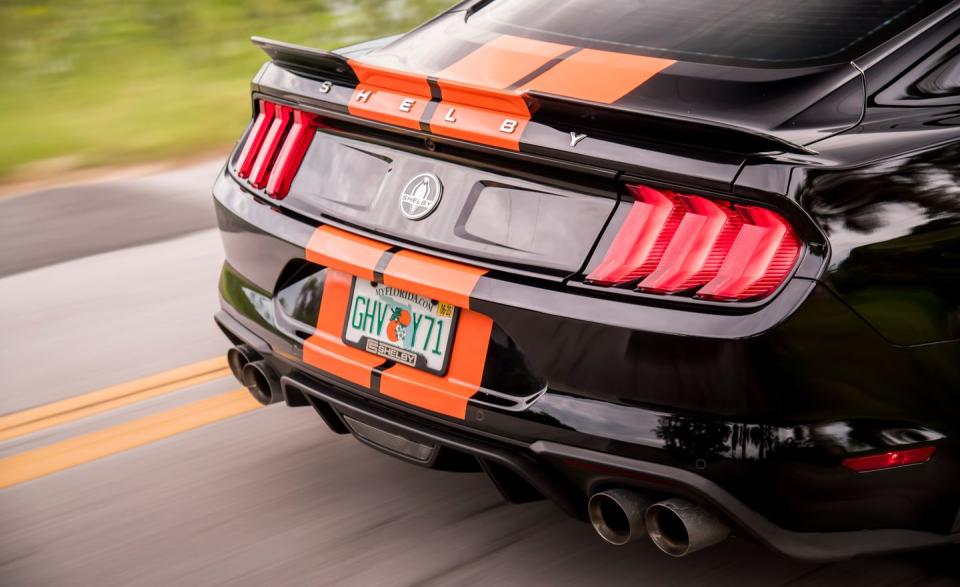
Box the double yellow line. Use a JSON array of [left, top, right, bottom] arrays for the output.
[[0, 358, 264, 489]]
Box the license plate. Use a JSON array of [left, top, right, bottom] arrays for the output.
[[343, 279, 458, 375]]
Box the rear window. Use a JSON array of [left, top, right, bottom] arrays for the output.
[[473, 0, 951, 66]]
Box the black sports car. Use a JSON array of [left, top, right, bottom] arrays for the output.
[[213, 0, 960, 560]]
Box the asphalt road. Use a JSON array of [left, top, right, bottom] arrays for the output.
[[1, 162, 957, 586]]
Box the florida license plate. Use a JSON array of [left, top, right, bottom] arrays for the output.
[[343, 279, 458, 375]]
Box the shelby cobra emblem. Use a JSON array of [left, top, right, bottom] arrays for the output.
[[399, 172, 443, 220]]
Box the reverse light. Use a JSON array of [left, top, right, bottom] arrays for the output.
[[842, 446, 936, 473], [235, 100, 320, 199], [587, 184, 801, 301]]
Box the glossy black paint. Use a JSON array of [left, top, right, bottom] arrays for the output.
[[214, 1, 960, 559], [334, 9, 868, 149], [802, 142, 960, 345], [278, 369, 956, 561], [284, 132, 619, 276]]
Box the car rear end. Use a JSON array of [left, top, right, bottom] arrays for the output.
[[213, 0, 960, 560]]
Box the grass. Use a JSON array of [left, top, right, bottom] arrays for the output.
[[0, 0, 452, 182]]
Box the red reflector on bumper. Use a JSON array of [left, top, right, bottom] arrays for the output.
[[842, 446, 936, 473]]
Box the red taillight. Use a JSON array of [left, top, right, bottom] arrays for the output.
[[249, 104, 292, 189], [586, 184, 801, 301], [237, 101, 274, 179], [266, 109, 318, 198], [234, 100, 319, 199], [587, 186, 683, 286], [842, 446, 936, 473]]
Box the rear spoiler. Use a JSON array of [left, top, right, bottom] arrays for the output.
[[526, 92, 817, 155], [251, 36, 814, 155], [252, 36, 358, 85]]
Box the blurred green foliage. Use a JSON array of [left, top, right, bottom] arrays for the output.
[[0, 0, 452, 181]]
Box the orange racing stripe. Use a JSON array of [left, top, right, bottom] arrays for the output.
[[379, 250, 492, 418], [303, 269, 385, 388], [304, 225, 392, 387], [434, 81, 530, 117], [343, 38, 674, 151], [341, 35, 676, 152], [348, 60, 432, 130], [427, 34, 564, 150], [383, 250, 488, 309], [522, 49, 676, 104], [349, 85, 429, 130], [380, 309, 493, 420], [303, 226, 493, 418], [428, 103, 528, 152], [349, 59, 432, 96], [306, 225, 392, 281], [437, 35, 572, 90]]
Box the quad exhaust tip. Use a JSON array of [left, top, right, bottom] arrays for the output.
[[588, 489, 651, 546], [588, 490, 730, 557], [227, 345, 259, 382], [241, 360, 281, 406], [227, 346, 281, 406], [645, 498, 730, 557]]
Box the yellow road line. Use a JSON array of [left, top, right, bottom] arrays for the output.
[[0, 389, 263, 489], [0, 357, 230, 442]]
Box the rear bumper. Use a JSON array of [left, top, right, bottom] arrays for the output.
[[213, 168, 960, 559], [218, 309, 958, 561]]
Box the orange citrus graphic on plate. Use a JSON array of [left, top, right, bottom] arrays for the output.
[[386, 308, 412, 343]]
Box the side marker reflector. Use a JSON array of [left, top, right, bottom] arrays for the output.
[[842, 446, 936, 473]]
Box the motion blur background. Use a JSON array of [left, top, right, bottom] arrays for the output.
[[0, 0, 448, 183], [1, 1, 958, 585]]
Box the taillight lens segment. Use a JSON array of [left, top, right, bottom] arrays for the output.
[[587, 184, 801, 301], [235, 100, 319, 199]]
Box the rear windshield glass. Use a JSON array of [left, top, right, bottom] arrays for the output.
[[473, 0, 951, 66]]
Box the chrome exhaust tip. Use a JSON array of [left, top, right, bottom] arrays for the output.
[[588, 489, 651, 546], [240, 360, 281, 406], [645, 498, 730, 557], [227, 345, 259, 383]]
